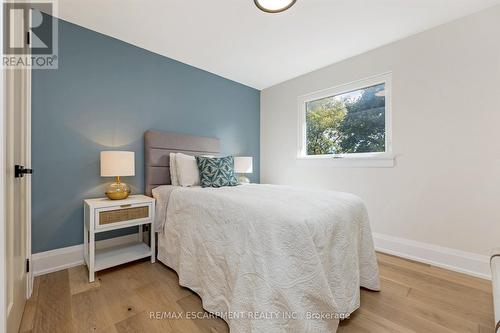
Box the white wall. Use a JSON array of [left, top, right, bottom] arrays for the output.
[[261, 6, 500, 259]]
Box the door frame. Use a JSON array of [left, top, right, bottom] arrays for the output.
[[25, 66, 33, 299], [1, 2, 6, 332], [2, 50, 33, 333], [1, 3, 34, 331]]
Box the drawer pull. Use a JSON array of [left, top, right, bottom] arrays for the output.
[[120, 204, 132, 208]]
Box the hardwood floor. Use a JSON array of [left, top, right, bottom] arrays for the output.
[[20, 253, 494, 333]]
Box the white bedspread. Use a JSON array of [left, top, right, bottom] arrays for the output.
[[154, 184, 380, 332]]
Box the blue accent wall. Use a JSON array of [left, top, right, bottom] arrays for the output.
[[31, 17, 260, 253]]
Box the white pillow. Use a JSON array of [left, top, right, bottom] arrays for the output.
[[169, 153, 179, 186], [175, 153, 200, 187]]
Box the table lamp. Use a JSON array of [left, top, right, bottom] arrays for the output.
[[234, 156, 253, 184], [100, 151, 135, 200]]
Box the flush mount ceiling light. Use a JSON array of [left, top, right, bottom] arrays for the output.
[[254, 0, 297, 13]]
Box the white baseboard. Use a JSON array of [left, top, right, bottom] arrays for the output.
[[32, 232, 491, 280], [373, 233, 491, 280], [32, 234, 140, 277]]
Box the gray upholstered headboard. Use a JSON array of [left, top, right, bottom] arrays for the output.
[[144, 130, 220, 196]]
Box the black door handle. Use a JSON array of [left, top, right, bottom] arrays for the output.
[[15, 165, 33, 178]]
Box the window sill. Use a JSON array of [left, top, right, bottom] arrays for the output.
[[296, 154, 395, 168]]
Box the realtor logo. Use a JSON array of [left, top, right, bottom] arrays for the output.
[[3, 0, 58, 69]]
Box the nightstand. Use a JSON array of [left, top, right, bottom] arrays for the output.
[[84, 195, 155, 282]]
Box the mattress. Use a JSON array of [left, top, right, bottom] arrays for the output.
[[153, 184, 380, 332]]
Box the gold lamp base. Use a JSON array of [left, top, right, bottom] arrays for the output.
[[237, 175, 250, 184], [105, 176, 131, 200]]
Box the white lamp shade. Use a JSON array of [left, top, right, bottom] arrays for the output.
[[100, 151, 135, 177], [234, 156, 253, 174]]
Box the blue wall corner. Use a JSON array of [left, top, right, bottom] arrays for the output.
[[31, 16, 260, 253]]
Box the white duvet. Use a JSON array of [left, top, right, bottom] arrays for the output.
[[153, 184, 380, 333]]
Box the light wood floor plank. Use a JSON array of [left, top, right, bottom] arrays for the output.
[[479, 324, 495, 333], [340, 308, 415, 333], [379, 261, 494, 323], [68, 265, 100, 296], [98, 278, 149, 324], [19, 278, 40, 333], [32, 270, 73, 333], [176, 294, 229, 333], [135, 281, 202, 333], [71, 288, 115, 333], [379, 260, 493, 307], [115, 311, 173, 333], [337, 311, 388, 333], [377, 278, 480, 333], [407, 287, 493, 326], [360, 290, 458, 333], [377, 252, 492, 293], [151, 263, 193, 301], [21, 253, 494, 332]]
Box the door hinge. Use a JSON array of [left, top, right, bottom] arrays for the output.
[[26, 259, 30, 273]]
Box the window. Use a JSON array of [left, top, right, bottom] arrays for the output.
[[298, 73, 392, 164]]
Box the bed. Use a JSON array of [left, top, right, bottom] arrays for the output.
[[144, 130, 380, 333]]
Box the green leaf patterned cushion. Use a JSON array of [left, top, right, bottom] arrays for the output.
[[195, 156, 239, 188]]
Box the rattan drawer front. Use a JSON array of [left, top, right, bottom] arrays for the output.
[[99, 206, 149, 225]]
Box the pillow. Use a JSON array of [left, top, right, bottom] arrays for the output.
[[175, 153, 200, 187], [169, 153, 179, 186], [195, 156, 239, 188]]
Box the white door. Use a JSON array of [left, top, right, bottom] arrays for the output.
[[4, 58, 32, 333]]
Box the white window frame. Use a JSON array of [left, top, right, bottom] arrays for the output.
[[297, 72, 393, 167]]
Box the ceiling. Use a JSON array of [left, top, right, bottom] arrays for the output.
[[57, 0, 500, 89]]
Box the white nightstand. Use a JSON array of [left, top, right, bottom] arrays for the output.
[[84, 195, 155, 282]]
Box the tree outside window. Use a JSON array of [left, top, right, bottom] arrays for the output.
[[306, 83, 386, 156]]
